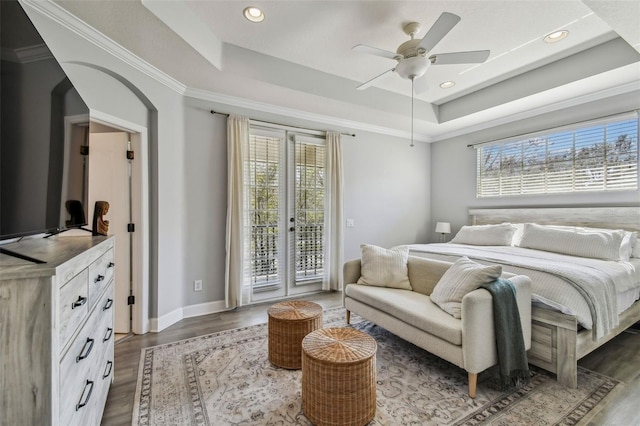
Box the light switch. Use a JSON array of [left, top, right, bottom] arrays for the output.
[[346, 219, 355, 228]]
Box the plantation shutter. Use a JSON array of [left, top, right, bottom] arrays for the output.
[[292, 135, 326, 283], [476, 112, 639, 197], [245, 130, 285, 288]]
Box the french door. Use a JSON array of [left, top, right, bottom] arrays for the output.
[[245, 126, 326, 302]]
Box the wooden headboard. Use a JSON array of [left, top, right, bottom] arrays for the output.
[[469, 207, 640, 233]]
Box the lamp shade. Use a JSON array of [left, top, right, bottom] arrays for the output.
[[435, 222, 451, 234]]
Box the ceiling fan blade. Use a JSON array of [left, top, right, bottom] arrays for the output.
[[352, 44, 400, 61], [356, 68, 395, 90], [413, 75, 429, 94], [417, 12, 461, 54], [429, 50, 491, 65]]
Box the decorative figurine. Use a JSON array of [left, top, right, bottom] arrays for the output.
[[93, 201, 110, 236]]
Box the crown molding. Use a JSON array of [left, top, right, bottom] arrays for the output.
[[1, 44, 54, 64], [20, 0, 186, 94], [184, 87, 432, 143]]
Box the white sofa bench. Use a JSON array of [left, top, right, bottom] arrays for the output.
[[343, 255, 532, 397]]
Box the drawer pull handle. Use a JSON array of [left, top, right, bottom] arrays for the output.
[[75, 380, 94, 411], [71, 296, 87, 309], [76, 338, 94, 362], [103, 298, 114, 311], [94, 274, 105, 283], [107, 262, 115, 268], [103, 327, 113, 342], [103, 360, 113, 379]]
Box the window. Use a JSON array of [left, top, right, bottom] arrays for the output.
[[476, 113, 639, 197]]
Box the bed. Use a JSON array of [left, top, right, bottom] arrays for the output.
[[408, 207, 640, 388]]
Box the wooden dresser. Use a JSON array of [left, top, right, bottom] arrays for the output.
[[0, 236, 115, 426]]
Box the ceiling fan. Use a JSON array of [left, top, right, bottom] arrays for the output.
[[353, 12, 490, 93]]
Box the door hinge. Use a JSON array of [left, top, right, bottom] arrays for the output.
[[127, 295, 135, 305], [126, 150, 134, 160], [127, 223, 135, 232], [80, 145, 89, 156]]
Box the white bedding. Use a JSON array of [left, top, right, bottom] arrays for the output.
[[408, 243, 640, 338]]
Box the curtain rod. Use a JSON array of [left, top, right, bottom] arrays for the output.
[[466, 109, 639, 149], [210, 110, 356, 137]]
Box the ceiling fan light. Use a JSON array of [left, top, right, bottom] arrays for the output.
[[439, 81, 455, 89], [243, 6, 265, 23], [544, 30, 568, 43], [395, 56, 430, 80]]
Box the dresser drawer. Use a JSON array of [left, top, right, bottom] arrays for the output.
[[59, 281, 115, 426], [58, 269, 89, 348], [88, 249, 115, 307], [59, 322, 101, 425]]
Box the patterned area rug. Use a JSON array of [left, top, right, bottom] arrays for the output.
[[132, 307, 621, 425]]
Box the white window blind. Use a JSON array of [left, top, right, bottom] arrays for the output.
[[245, 132, 284, 287], [292, 136, 326, 282], [476, 112, 639, 197]]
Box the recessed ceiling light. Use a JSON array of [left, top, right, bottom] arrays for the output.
[[544, 30, 569, 43], [439, 81, 455, 89], [243, 6, 265, 23]]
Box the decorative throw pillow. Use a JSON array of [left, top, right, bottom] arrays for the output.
[[450, 223, 517, 246], [430, 257, 502, 319], [357, 244, 412, 290]]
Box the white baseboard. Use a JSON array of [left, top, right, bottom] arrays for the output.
[[149, 299, 229, 332], [183, 300, 229, 318]]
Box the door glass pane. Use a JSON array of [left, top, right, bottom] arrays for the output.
[[294, 141, 325, 283], [246, 133, 283, 290]]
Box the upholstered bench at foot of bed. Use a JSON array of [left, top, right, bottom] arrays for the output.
[[343, 256, 532, 398]]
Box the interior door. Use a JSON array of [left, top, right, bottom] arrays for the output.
[[88, 132, 130, 333]]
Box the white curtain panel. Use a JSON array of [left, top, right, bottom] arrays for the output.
[[225, 115, 250, 308], [324, 131, 344, 291]]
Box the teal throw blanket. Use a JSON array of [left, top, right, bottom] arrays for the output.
[[480, 278, 530, 390]]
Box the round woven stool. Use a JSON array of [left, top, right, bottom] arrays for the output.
[[267, 300, 323, 369], [301, 327, 377, 426]]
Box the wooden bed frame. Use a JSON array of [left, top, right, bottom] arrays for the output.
[[468, 207, 640, 388]]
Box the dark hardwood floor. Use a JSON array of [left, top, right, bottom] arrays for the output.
[[101, 292, 640, 425]]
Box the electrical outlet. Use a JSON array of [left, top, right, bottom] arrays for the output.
[[346, 219, 355, 228], [194, 279, 203, 292]]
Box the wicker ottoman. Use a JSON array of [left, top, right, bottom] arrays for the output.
[[301, 327, 377, 426], [268, 300, 323, 369]]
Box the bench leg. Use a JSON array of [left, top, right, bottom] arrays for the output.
[[468, 373, 477, 398], [346, 310, 351, 325]]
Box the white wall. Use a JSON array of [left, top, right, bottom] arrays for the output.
[[431, 90, 640, 239]]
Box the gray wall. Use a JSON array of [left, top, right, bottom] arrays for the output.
[[431, 90, 640, 239], [181, 97, 432, 306]]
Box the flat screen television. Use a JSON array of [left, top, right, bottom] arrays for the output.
[[1, 0, 90, 243]]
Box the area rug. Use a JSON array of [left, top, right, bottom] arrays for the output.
[[132, 307, 622, 425]]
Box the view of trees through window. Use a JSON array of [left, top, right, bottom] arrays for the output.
[[477, 116, 638, 197]]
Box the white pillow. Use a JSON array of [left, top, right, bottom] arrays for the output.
[[620, 231, 637, 261], [450, 223, 517, 246], [357, 244, 412, 290], [517, 223, 626, 261], [430, 257, 502, 319]]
